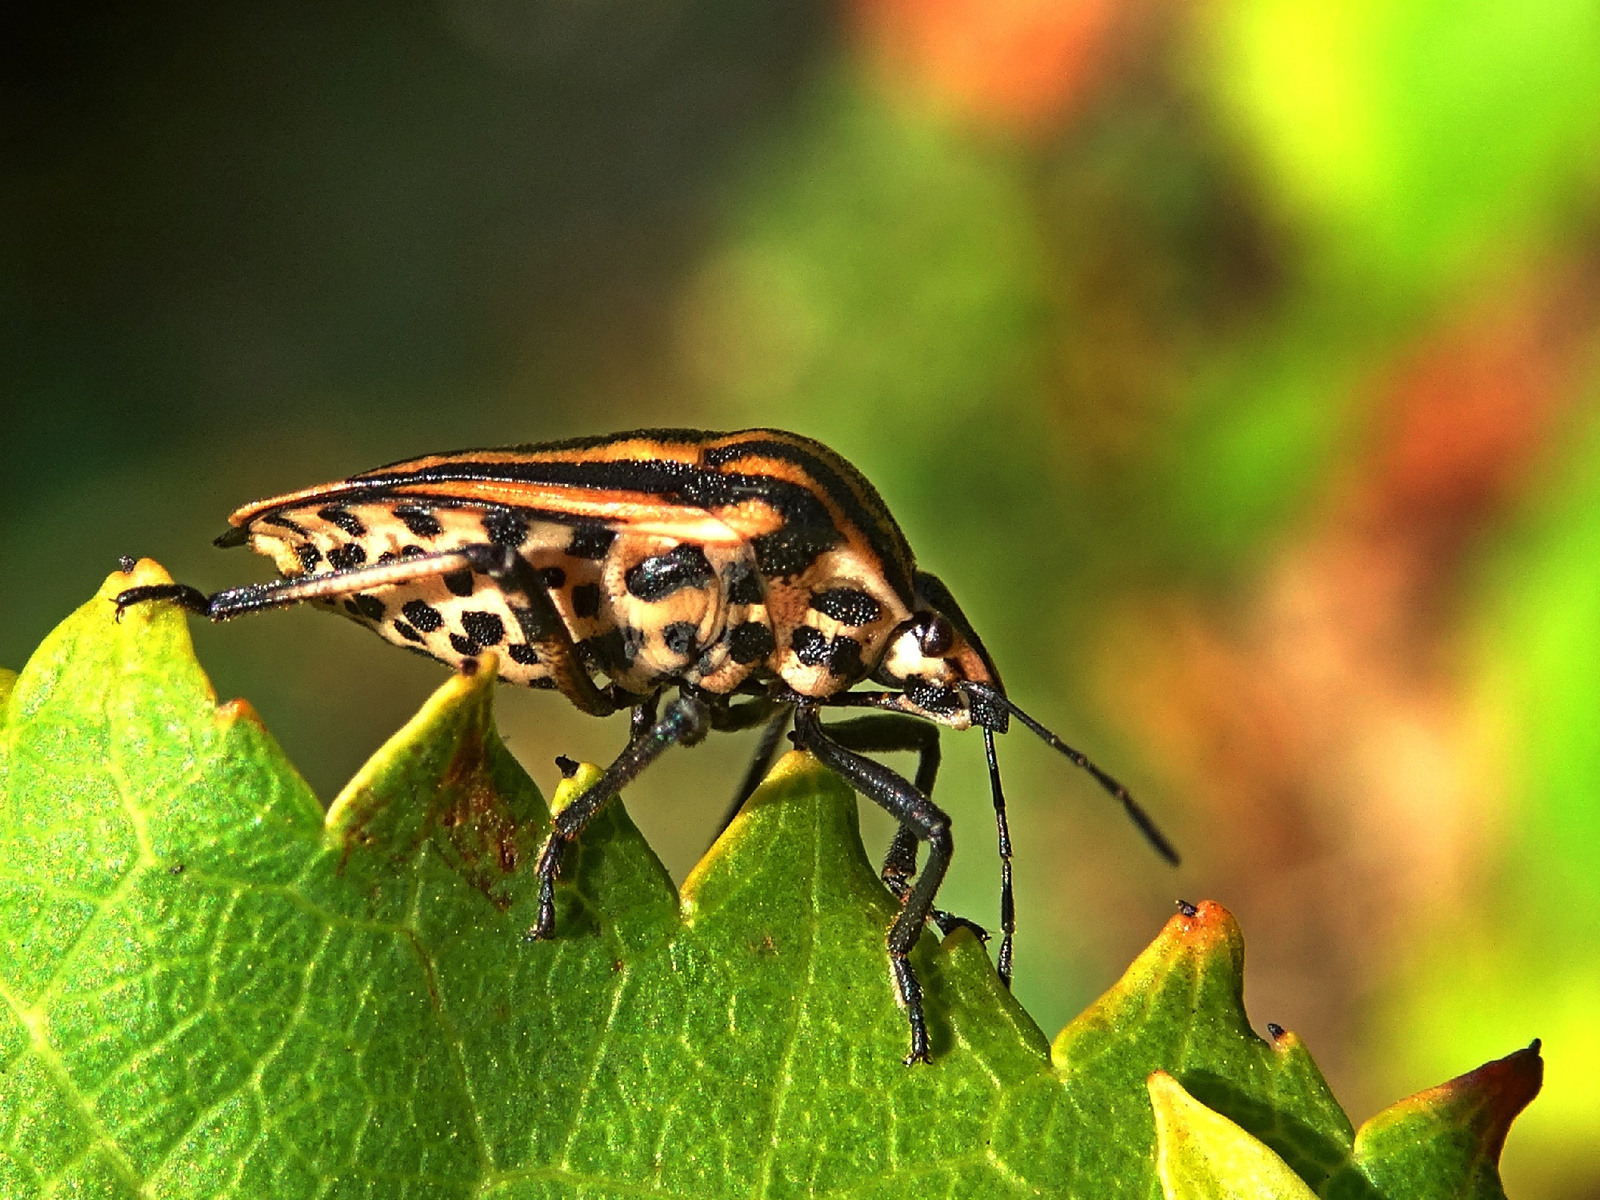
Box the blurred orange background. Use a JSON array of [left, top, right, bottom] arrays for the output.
[[4, 1, 1598, 1192]]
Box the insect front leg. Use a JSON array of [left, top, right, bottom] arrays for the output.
[[528, 691, 711, 941], [813, 713, 987, 945], [792, 704, 952, 1066]]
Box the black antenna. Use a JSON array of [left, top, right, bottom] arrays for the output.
[[982, 726, 1015, 987], [966, 682, 1180, 866]]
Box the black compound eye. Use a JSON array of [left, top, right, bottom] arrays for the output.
[[913, 613, 955, 657]]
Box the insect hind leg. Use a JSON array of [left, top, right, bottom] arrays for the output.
[[112, 543, 618, 717], [112, 583, 212, 619], [113, 548, 483, 622]]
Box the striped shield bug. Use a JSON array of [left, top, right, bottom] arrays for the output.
[[115, 427, 1177, 1064]]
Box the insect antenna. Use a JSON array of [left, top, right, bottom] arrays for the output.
[[965, 683, 1180, 867], [981, 725, 1015, 987]]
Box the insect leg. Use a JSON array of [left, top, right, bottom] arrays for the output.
[[630, 692, 661, 738], [461, 544, 617, 717], [815, 714, 986, 943], [711, 705, 790, 843], [793, 704, 951, 1066], [812, 714, 936, 899], [116, 543, 618, 716], [528, 691, 711, 941], [113, 549, 489, 620]]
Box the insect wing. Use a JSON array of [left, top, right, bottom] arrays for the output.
[[227, 476, 783, 545]]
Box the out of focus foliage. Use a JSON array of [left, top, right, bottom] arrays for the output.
[[3, 1, 1597, 1194]]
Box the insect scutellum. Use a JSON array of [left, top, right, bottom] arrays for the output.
[[113, 427, 1177, 1065]]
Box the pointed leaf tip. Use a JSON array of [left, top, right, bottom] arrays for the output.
[[1352, 1040, 1543, 1186], [322, 652, 553, 909], [549, 760, 605, 817], [1409, 1040, 1545, 1161], [101, 555, 172, 598], [1053, 898, 1246, 1065]]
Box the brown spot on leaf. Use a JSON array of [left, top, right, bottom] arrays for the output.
[[431, 724, 525, 908]]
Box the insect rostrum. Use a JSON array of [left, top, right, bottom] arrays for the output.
[[114, 427, 1177, 1065]]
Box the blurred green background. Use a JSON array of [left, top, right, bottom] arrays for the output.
[[4, 0, 1598, 1192]]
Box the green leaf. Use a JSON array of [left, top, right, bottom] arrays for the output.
[[1148, 1071, 1318, 1200], [0, 563, 1541, 1197], [1332, 1043, 1545, 1200]]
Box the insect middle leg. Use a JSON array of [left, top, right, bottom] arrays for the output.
[[528, 691, 711, 941], [792, 704, 951, 1066], [710, 701, 789, 842]]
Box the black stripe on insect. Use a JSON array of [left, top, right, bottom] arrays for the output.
[[111, 427, 1178, 1066]]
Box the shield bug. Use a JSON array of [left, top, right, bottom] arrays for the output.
[[115, 428, 1177, 1064]]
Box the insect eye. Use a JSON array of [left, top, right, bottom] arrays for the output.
[[914, 613, 954, 657]]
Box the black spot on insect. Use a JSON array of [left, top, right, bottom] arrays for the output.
[[905, 676, 961, 715], [401, 544, 426, 558], [529, 677, 557, 690], [318, 506, 366, 537], [587, 628, 632, 671], [567, 525, 615, 560], [728, 621, 775, 665], [394, 505, 443, 538], [726, 563, 764, 606], [625, 544, 714, 601], [572, 582, 602, 619], [827, 635, 864, 678], [460, 610, 505, 646], [394, 620, 424, 643], [790, 625, 832, 668], [376, 550, 396, 564], [353, 594, 386, 621], [661, 622, 699, 657], [811, 588, 882, 627], [444, 569, 474, 597], [507, 643, 539, 665], [343, 599, 362, 617], [483, 509, 529, 548], [263, 513, 307, 535], [328, 543, 367, 571], [296, 543, 323, 573], [450, 633, 481, 657], [402, 599, 444, 633], [538, 565, 566, 590], [753, 526, 838, 579]]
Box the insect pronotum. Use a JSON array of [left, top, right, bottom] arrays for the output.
[[115, 427, 1177, 1064]]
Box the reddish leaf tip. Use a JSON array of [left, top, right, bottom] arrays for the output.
[[216, 697, 266, 729], [99, 557, 173, 602], [1362, 1041, 1544, 1165], [1163, 898, 1237, 948]]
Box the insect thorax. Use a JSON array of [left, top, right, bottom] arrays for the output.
[[244, 499, 910, 699]]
